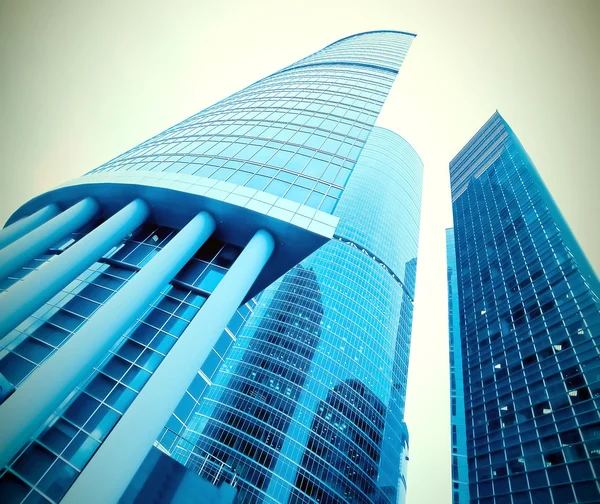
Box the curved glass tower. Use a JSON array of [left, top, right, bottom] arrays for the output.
[[177, 127, 423, 504], [0, 31, 417, 504]]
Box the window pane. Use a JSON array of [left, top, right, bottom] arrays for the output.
[[13, 442, 56, 485]]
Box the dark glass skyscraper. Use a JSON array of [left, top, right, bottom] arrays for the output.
[[0, 30, 419, 504], [177, 126, 422, 504], [449, 111, 600, 504]]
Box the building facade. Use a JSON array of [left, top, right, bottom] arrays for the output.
[[176, 127, 422, 504], [0, 30, 417, 504], [449, 111, 600, 504], [447, 228, 470, 504]]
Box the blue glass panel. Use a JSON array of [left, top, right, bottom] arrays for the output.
[[84, 405, 120, 441], [63, 393, 100, 428], [37, 459, 78, 502], [62, 432, 100, 470], [13, 443, 56, 485], [39, 419, 78, 455], [195, 266, 226, 292]]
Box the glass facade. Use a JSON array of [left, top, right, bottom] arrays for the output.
[[447, 228, 470, 504], [0, 221, 254, 504], [85, 31, 415, 214], [175, 127, 423, 503], [0, 30, 418, 504], [449, 112, 600, 504]]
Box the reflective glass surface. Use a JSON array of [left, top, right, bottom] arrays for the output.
[[85, 31, 415, 214], [447, 229, 470, 504], [449, 112, 600, 503], [0, 223, 254, 504], [175, 127, 423, 503]]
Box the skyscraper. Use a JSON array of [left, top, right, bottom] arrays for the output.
[[448, 111, 600, 504], [0, 30, 417, 504], [177, 127, 422, 504]]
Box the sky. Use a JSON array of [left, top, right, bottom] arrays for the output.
[[0, 1, 598, 502]]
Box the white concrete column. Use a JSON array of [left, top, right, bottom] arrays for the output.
[[0, 204, 60, 250], [62, 229, 275, 504], [0, 199, 150, 339], [0, 211, 216, 469], [0, 198, 100, 280]]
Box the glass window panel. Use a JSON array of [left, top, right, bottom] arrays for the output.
[[80, 284, 113, 304], [226, 313, 244, 335], [174, 392, 196, 423], [333, 167, 351, 186], [162, 316, 188, 338], [122, 366, 151, 392], [136, 349, 163, 372], [48, 311, 85, 332], [63, 393, 100, 428], [106, 384, 137, 413], [296, 176, 317, 189], [258, 166, 278, 177], [62, 432, 100, 470], [147, 331, 175, 355], [245, 174, 270, 191], [129, 323, 158, 346], [14, 339, 54, 364], [269, 150, 294, 167], [285, 154, 310, 173], [0, 353, 36, 385], [305, 192, 324, 209], [214, 331, 234, 358], [213, 244, 242, 268], [212, 168, 235, 181], [144, 309, 170, 329], [194, 239, 224, 262], [101, 356, 131, 381], [109, 241, 138, 262], [265, 179, 291, 197], [13, 442, 56, 485], [116, 340, 145, 363], [184, 292, 206, 308], [62, 297, 99, 318], [39, 418, 79, 456], [276, 170, 297, 183], [201, 351, 222, 379], [227, 171, 252, 185], [0, 472, 31, 503], [33, 324, 70, 347], [84, 405, 120, 442], [320, 164, 338, 183], [284, 185, 309, 204], [122, 244, 155, 266], [84, 373, 116, 402], [175, 302, 200, 322], [196, 266, 227, 293], [188, 374, 208, 399], [23, 489, 51, 504], [37, 458, 78, 502], [302, 158, 328, 178], [319, 196, 337, 214]]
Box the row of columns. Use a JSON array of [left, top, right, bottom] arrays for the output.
[[0, 198, 275, 503]]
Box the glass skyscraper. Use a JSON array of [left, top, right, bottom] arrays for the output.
[[177, 127, 422, 504], [0, 30, 419, 504], [448, 111, 600, 504]]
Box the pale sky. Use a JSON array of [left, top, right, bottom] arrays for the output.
[[0, 1, 598, 503]]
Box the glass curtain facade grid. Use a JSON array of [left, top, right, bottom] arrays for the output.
[[0, 30, 418, 504], [447, 228, 471, 504], [0, 221, 254, 504], [175, 127, 423, 504], [86, 31, 415, 215], [449, 112, 600, 504]]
